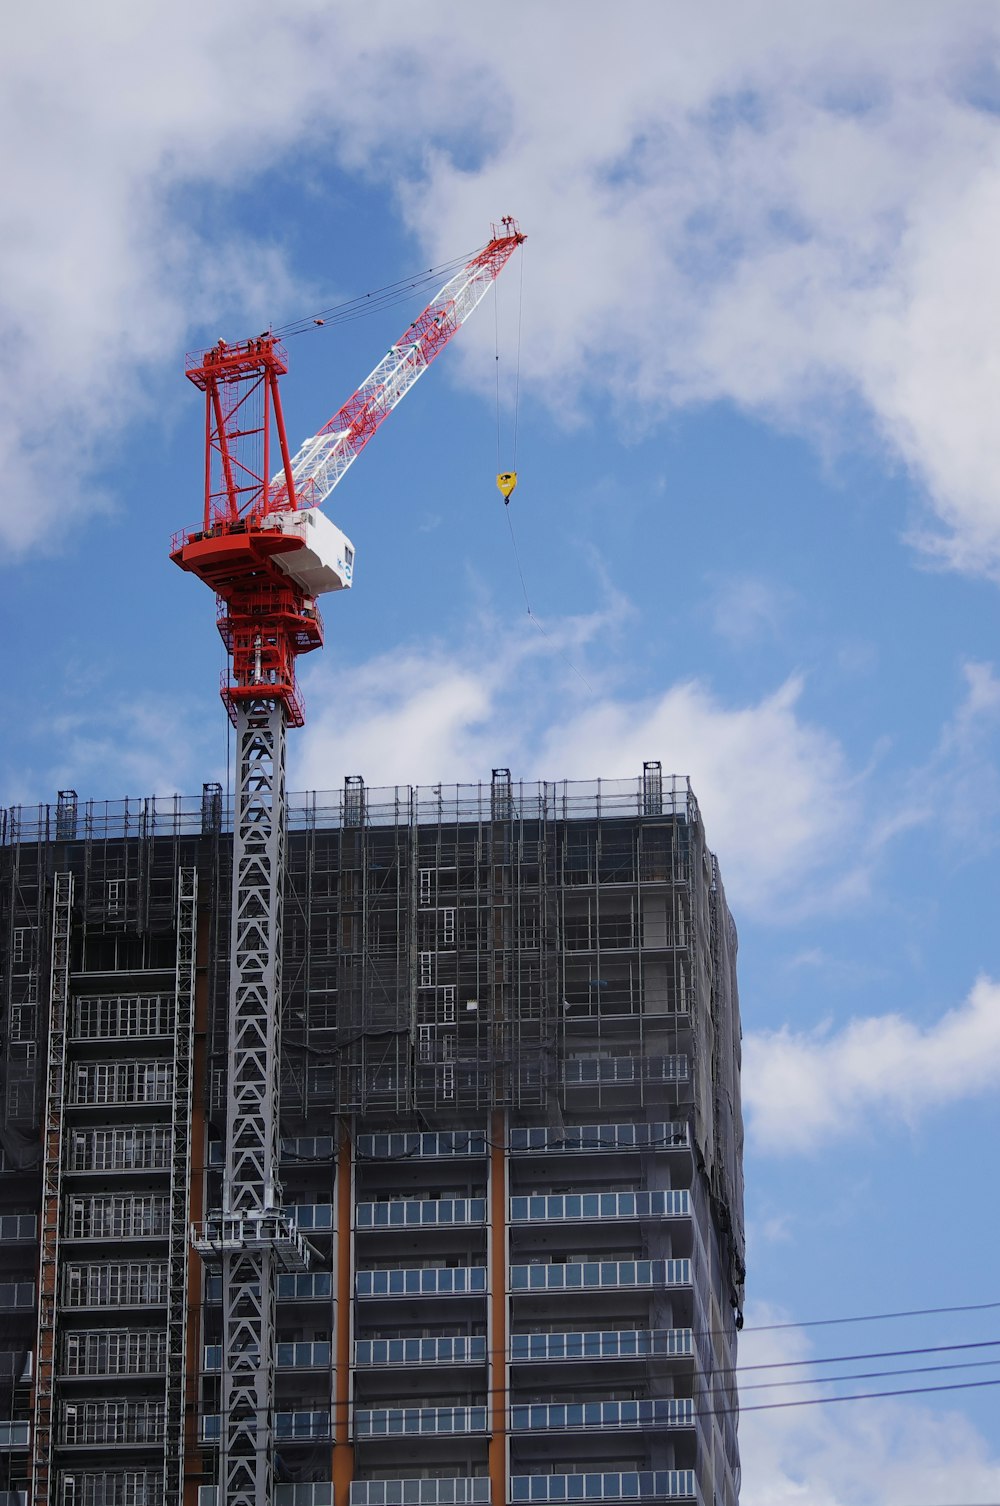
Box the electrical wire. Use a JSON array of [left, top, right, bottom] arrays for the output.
[[737, 1337, 1000, 1373], [337, 1339, 1000, 1389], [744, 1298, 1000, 1334], [735, 1354, 1000, 1394]]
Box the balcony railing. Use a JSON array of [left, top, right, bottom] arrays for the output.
[[0, 1214, 36, 1241], [510, 1399, 693, 1432], [356, 1199, 486, 1230], [563, 1057, 688, 1086], [510, 1191, 688, 1224], [68, 1127, 170, 1173], [62, 1262, 168, 1309], [354, 1406, 488, 1437], [349, 1483, 489, 1506], [510, 1259, 691, 1293], [510, 1329, 693, 1363], [203, 1341, 331, 1371], [0, 1282, 34, 1310], [357, 1131, 488, 1161], [509, 1124, 690, 1155], [290, 1205, 334, 1232], [57, 1472, 166, 1506], [209, 1137, 338, 1167], [509, 1473, 697, 1502], [206, 1271, 332, 1303], [59, 1400, 165, 1445], [67, 1195, 169, 1241], [69, 995, 174, 1041], [63, 1330, 167, 1377], [202, 1411, 331, 1443], [200, 1490, 334, 1506], [356, 1336, 486, 1368], [356, 1267, 487, 1299]]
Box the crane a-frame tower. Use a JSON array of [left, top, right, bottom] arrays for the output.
[[172, 221, 525, 1506]]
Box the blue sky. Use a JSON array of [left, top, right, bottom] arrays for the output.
[[4, 4, 1000, 1500]]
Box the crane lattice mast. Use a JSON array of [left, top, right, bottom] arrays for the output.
[[173, 219, 524, 1506]]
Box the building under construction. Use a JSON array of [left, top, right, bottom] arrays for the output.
[[0, 764, 744, 1506]]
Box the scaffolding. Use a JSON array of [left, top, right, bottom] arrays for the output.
[[0, 768, 745, 1506]]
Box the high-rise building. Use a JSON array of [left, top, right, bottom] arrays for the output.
[[0, 766, 744, 1506]]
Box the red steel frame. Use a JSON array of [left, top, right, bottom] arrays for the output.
[[171, 338, 320, 727]]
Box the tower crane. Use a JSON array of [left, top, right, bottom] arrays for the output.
[[174, 219, 525, 1506]]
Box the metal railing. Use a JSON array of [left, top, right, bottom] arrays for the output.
[[57, 1472, 166, 1506], [201, 1411, 332, 1443], [510, 1328, 693, 1362], [289, 1205, 334, 1232], [67, 1128, 170, 1173], [59, 1400, 165, 1445], [356, 1267, 487, 1299], [510, 1399, 693, 1431], [67, 1062, 173, 1107], [563, 1057, 688, 1086], [69, 996, 174, 1041], [356, 1336, 486, 1367], [356, 1199, 486, 1229], [509, 1123, 689, 1154], [349, 1483, 489, 1506], [66, 1195, 169, 1240], [510, 1259, 691, 1292], [205, 1270, 332, 1303], [4, 774, 697, 844], [203, 1341, 331, 1371], [63, 1330, 167, 1377], [510, 1191, 688, 1223], [62, 1261, 168, 1308], [354, 1406, 488, 1437], [0, 1282, 34, 1309], [200, 1490, 334, 1506], [508, 1473, 697, 1502], [356, 1131, 488, 1160], [0, 1214, 36, 1240]]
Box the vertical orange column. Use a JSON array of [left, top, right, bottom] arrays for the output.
[[184, 908, 211, 1506], [487, 1109, 508, 1506], [333, 1124, 354, 1506]]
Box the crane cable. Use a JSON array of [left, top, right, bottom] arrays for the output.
[[493, 259, 593, 692], [273, 246, 483, 342]]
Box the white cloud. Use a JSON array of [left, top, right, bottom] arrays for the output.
[[2, 694, 222, 807], [744, 974, 1000, 1153], [704, 574, 795, 647], [739, 1307, 1000, 1505], [7, 2, 1000, 575], [868, 659, 1000, 859], [294, 616, 857, 917]]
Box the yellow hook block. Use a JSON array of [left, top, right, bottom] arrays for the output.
[[497, 471, 518, 502]]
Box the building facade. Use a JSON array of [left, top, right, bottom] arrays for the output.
[[0, 767, 744, 1506]]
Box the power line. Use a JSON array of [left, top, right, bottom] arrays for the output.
[[737, 1355, 1000, 1394], [732, 1374, 1000, 1418], [743, 1298, 1000, 1334], [341, 1338, 1000, 1393], [739, 1337, 1000, 1373]]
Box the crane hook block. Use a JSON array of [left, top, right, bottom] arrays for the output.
[[497, 471, 518, 502]]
